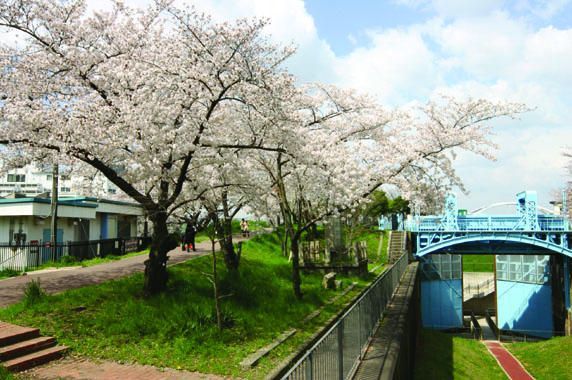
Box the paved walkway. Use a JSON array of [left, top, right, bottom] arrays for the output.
[[485, 342, 535, 380], [0, 235, 257, 309], [477, 317, 535, 380], [1, 234, 253, 380], [20, 356, 245, 380]]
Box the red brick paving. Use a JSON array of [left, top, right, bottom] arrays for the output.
[[485, 341, 535, 380], [18, 357, 246, 380]]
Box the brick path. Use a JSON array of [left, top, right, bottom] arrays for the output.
[[18, 357, 245, 380], [1, 234, 255, 380]]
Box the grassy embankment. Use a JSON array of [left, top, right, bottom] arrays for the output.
[[508, 336, 572, 380], [0, 227, 387, 379], [414, 328, 509, 380]]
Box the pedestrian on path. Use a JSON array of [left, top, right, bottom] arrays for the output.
[[182, 223, 196, 252], [240, 218, 249, 237]]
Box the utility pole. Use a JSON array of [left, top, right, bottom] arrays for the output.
[[50, 163, 58, 261]]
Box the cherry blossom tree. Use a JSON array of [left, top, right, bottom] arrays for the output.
[[0, 0, 295, 294], [244, 84, 529, 299], [0, 0, 530, 301], [561, 149, 572, 218]]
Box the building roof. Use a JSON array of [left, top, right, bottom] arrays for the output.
[[0, 195, 143, 218]]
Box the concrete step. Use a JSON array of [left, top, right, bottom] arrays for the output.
[[2, 345, 68, 371], [0, 336, 56, 361]]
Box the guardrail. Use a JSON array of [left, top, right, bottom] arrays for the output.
[[281, 253, 409, 380]]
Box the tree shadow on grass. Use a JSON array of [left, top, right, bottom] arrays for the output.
[[413, 328, 454, 380]]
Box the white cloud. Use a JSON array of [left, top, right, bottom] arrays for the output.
[[333, 29, 441, 104], [395, 0, 507, 19]]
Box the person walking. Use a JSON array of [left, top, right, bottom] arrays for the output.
[[183, 223, 196, 252], [240, 218, 250, 237]]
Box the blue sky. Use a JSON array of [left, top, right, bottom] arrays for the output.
[[9, 0, 572, 213], [304, 1, 424, 55]]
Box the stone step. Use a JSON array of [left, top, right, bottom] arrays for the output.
[[2, 345, 68, 371], [0, 336, 57, 361]]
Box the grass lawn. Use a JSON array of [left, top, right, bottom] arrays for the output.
[[508, 336, 572, 379], [463, 254, 494, 273], [0, 229, 385, 379], [414, 328, 510, 380]]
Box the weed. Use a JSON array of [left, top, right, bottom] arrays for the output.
[[23, 278, 48, 306], [0, 366, 18, 380], [60, 255, 78, 265], [0, 267, 21, 279]]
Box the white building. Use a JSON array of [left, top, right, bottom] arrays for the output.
[[0, 195, 144, 245], [0, 162, 119, 198]]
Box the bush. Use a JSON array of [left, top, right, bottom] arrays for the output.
[[60, 255, 78, 265], [0, 267, 21, 279], [23, 279, 48, 306]]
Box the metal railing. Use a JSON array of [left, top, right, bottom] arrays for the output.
[[0, 237, 151, 271], [413, 215, 568, 232], [281, 253, 409, 380], [463, 277, 495, 301]]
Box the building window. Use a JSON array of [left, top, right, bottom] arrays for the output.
[[60, 187, 71, 192], [7, 174, 26, 182]]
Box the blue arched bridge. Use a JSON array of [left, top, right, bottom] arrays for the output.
[[407, 191, 572, 338], [411, 190, 571, 257]]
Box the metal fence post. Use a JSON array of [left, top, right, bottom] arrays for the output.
[[338, 322, 344, 380], [305, 352, 313, 380], [357, 302, 362, 360]]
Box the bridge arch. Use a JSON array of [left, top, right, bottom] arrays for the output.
[[415, 231, 572, 258]]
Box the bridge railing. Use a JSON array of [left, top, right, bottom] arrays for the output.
[[412, 215, 568, 232]]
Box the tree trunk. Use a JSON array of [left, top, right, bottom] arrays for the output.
[[142, 211, 175, 295], [283, 208, 302, 300], [214, 217, 240, 271], [211, 238, 223, 331], [290, 232, 303, 300]]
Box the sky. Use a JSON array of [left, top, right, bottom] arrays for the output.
[[9, 0, 572, 213]]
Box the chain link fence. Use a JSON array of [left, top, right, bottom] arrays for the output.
[[282, 253, 409, 380]]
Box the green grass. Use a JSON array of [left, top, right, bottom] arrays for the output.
[[0, 267, 22, 280], [355, 229, 388, 261], [0, 366, 18, 380], [508, 336, 572, 379], [414, 329, 510, 380], [0, 232, 377, 379], [463, 255, 494, 272]]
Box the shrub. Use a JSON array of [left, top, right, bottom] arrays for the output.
[[60, 255, 78, 265], [23, 279, 48, 306], [0, 267, 21, 279]]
